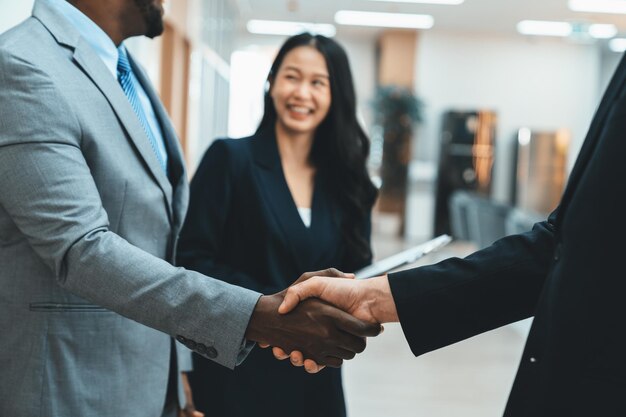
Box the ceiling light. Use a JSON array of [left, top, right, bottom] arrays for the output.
[[334, 11, 434, 29], [569, 0, 626, 14], [246, 20, 336, 37], [517, 20, 572, 37], [366, 0, 463, 4], [588, 24, 618, 39], [609, 38, 626, 52]]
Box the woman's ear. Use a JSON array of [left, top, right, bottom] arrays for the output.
[[266, 76, 273, 95]]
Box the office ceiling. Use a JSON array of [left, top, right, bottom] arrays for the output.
[[234, 0, 626, 39]]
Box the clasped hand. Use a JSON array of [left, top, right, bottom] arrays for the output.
[[245, 269, 383, 370], [253, 269, 398, 373]]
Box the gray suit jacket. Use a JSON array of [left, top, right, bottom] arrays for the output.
[[0, 2, 261, 416]]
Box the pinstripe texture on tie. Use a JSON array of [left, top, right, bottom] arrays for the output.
[[117, 48, 167, 172]]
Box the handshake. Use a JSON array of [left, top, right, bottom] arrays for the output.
[[244, 268, 399, 373]]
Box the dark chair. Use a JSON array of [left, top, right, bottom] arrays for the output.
[[505, 207, 545, 235], [449, 190, 513, 249], [448, 190, 473, 241]]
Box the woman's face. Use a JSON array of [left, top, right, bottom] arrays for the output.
[[270, 46, 332, 137]]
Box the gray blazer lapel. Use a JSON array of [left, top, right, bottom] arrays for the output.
[[33, 0, 174, 219], [72, 45, 174, 214], [32, 0, 79, 48]]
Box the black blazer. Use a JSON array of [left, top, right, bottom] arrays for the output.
[[389, 53, 626, 417], [177, 128, 371, 417]]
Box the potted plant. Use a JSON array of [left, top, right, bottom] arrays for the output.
[[370, 84, 424, 235]]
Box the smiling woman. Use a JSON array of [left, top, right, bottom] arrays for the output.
[[270, 46, 332, 141], [177, 33, 378, 417], [257, 33, 378, 262]]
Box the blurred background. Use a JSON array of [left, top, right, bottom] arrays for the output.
[[2, 1, 624, 416]]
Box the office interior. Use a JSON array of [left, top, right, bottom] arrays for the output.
[[1, 1, 624, 416]]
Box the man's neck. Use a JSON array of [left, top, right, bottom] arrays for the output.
[[66, 0, 131, 45]]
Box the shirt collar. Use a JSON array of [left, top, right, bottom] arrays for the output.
[[44, 0, 123, 80]]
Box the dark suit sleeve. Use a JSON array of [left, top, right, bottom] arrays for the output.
[[388, 209, 558, 357], [177, 140, 271, 294]]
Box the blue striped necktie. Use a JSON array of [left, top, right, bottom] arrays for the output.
[[117, 48, 167, 172]]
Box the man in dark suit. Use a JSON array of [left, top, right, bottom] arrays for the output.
[[279, 52, 626, 416]]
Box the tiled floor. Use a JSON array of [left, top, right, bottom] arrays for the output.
[[342, 220, 530, 417]]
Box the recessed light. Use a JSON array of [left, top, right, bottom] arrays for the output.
[[517, 20, 572, 37], [569, 0, 626, 14], [246, 20, 336, 37], [334, 11, 434, 29], [588, 24, 618, 39], [366, 0, 463, 4]]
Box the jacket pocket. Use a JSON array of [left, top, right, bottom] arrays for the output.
[[29, 302, 110, 313]]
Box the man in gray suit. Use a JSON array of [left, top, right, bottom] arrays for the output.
[[0, 0, 380, 416]]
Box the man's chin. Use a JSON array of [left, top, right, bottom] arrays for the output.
[[144, 11, 164, 38], [145, 23, 164, 38], [136, 0, 165, 38]]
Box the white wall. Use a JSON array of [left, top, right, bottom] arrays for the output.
[[599, 49, 623, 96], [406, 31, 603, 239], [416, 32, 601, 193], [0, 0, 34, 34]]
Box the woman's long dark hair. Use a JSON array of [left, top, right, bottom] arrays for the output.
[[256, 33, 378, 270]]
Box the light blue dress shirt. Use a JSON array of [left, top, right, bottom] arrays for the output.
[[46, 0, 169, 171]]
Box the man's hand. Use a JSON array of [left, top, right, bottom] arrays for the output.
[[257, 268, 356, 348], [291, 267, 355, 286], [272, 275, 399, 373], [245, 292, 381, 368], [279, 275, 399, 323], [179, 405, 204, 417], [179, 373, 204, 417], [256, 268, 357, 371]]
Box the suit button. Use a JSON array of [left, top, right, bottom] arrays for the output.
[[187, 340, 198, 350], [529, 357, 538, 363], [553, 244, 562, 261], [196, 344, 208, 355], [205, 346, 218, 359], [176, 335, 187, 343]]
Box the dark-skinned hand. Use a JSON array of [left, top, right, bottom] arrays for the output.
[[245, 291, 381, 368], [258, 267, 356, 355]]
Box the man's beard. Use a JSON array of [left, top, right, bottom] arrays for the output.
[[134, 0, 164, 38]]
